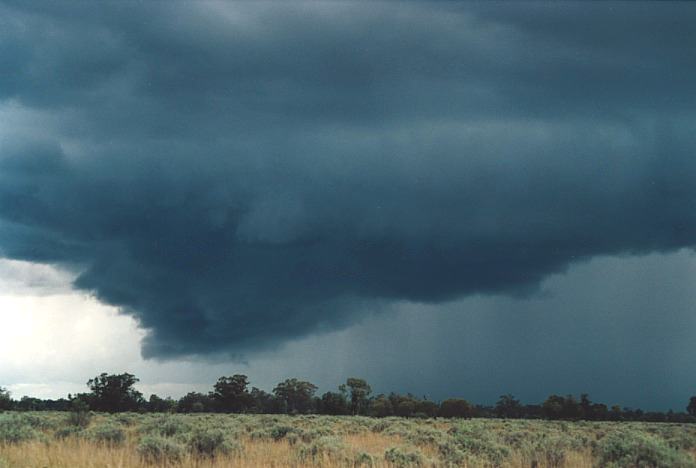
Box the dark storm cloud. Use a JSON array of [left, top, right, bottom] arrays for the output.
[[1, 1, 695, 358]]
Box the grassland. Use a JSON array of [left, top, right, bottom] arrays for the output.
[[0, 411, 695, 467]]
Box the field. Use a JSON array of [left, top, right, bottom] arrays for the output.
[[1, 412, 695, 467]]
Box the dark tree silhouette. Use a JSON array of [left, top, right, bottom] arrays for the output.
[[542, 394, 582, 420], [320, 391, 350, 415], [416, 400, 439, 418], [147, 394, 175, 413], [249, 387, 280, 414], [177, 392, 214, 413], [495, 394, 522, 418], [86, 373, 143, 412], [273, 378, 318, 414], [340, 378, 371, 415], [368, 394, 393, 417], [0, 387, 11, 411], [687, 396, 696, 417], [3, 372, 695, 424], [211, 374, 253, 413], [439, 398, 473, 418]]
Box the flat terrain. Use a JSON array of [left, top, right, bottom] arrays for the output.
[[1, 412, 695, 467]]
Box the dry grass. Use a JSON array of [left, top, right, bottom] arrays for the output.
[[0, 413, 695, 467], [0, 439, 594, 468]]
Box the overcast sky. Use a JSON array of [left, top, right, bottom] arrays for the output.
[[1, 1, 695, 411]]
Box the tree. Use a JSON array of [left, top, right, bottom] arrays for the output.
[[687, 396, 696, 417], [340, 378, 372, 415], [148, 394, 176, 413], [319, 391, 350, 415], [17, 396, 45, 411], [211, 375, 253, 413], [68, 398, 92, 427], [86, 373, 143, 412], [439, 398, 473, 418], [590, 403, 609, 421], [495, 394, 522, 419], [177, 392, 213, 413], [609, 404, 623, 421], [416, 400, 439, 418], [0, 387, 12, 411], [273, 378, 318, 414], [542, 394, 581, 420], [542, 395, 564, 419], [368, 394, 393, 417], [395, 398, 417, 417], [580, 393, 592, 419], [249, 387, 281, 414]]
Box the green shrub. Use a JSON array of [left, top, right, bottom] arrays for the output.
[[296, 436, 348, 463], [160, 416, 191, 437], [140, 415, 191, 437], [188, 428, 240, 457], [54, 426, 84, 439], [87, 423, 126, 445], [384, 446, 426, 467], [372, 420, 390, 433], [67, 410, 92, 428], [538, 436, 567, 468], [450, 428, 510, 465], [286, 432, 300, 445], [68, 400, 92, 428], [0, 416, 42, 443], [596, 430, 696, 468], [269, 424, 295, 440], [300, 427, 335, 443], [115, 413, 140, 426], [354, 451, 375, 467], [138, 435, 185, 463], [15, 413, 56, 430], [662, 427, 696, 451], [437, 439, 469, 466], [406, 427, 448, 447]]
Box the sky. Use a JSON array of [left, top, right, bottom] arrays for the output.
[[0, 1, 695, 411]]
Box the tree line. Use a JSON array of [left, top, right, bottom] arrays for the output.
[[2, 374, 696, 423]]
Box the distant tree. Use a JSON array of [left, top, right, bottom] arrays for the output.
[[495, 394, 522, 419], [211, 375, 253, 413], [45, 398, 71, 411], [17, 396, 45, 411], [687, 396, 696, 417], [86, 373, 144, 412], [416, 400, 439, 418], [250, 387, 280, 414], [340, 378, 372, 415], [609, 404, 623, 421], [320, 391, 350, 415], [177, 392, 213, 413], [68, 398, 92, 427], [394, 398, 417, 418], [273, 378, 318, 414], [439, 398, 473, 418], [580, 393, 592, 419], [147, 394, 175, 413], [590, 403, 609, 421], [368, 394, 393, 418], [0, 387, 12, 411], [542, 394, 582, 420], [542, 395, 564, 419]]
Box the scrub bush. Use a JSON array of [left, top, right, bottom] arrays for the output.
[[138, 435, 185, 463], [596, 430, 696, 468]]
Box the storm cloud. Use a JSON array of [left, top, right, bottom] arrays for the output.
[[1, 1, 695, 358]]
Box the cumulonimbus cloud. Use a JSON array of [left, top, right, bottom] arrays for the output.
[[0, 1, 695, 358]]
